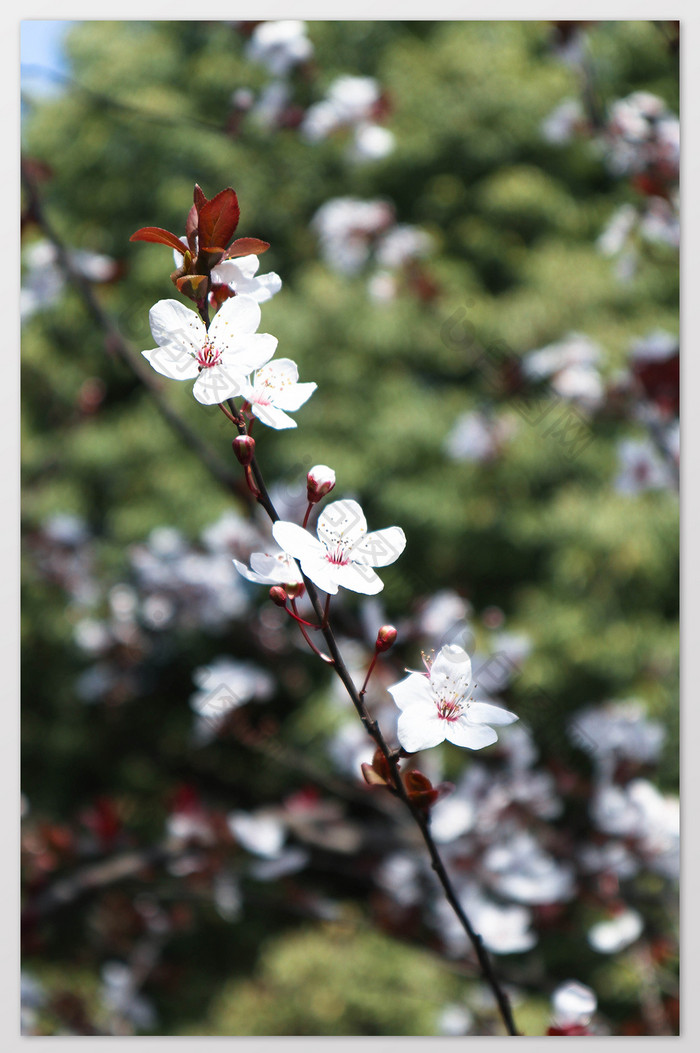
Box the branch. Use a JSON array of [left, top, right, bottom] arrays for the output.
[[21, 164, 243, 499]]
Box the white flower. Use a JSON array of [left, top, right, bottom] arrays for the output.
[[142, 296, 277, 405], [350, 123, 395, 162], [614, 438, 676, 494], [189, 657, 273, 743], [245, 20, 313, 77], [239, 358, 316, 429], [552, 981, 597, 1027], [588, 908, 643, 954], [233, 549, 303, 587], [210, 254, 282, 303], [388, 645, 517, 753], [272, 498, 406, 595]]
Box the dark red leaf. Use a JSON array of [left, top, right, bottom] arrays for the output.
[[198, 188, 240, 252], [185, 204, 199, 252], [226, 237, 270, 258], [193, 184, 208, 210], [130, 226, 187, 254]]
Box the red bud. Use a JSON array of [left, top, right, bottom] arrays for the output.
[[375, 625, 398, 652], [232, 435, 255, 466], [306, 465, 336, 504], [269, 586, 288, 607]]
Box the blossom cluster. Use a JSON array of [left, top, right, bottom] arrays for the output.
[[234, 21, 395, 164], [543, 87, 679, 278]]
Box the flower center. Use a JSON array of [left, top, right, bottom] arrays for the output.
[[324, 543, 351, 566], [196, 340, 222, 370], [435, 694, 464, 722]]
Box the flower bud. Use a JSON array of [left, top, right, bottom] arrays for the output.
[[306, 464, 336, 504], [269, 586, 288, 607], [232, 435, 255, 466], [375, 625, 398, 652]]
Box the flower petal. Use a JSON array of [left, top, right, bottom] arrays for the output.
[[387, 672, 433, 712], [297, 554, 340, 594], [192, 364, 245, 405], [142, 346, 199, 381], [250, 551, 302, 584], [253, 271, 282, 302], [227, 333, 279, 373], [275, 381, 317, 412], [445, 717, 498, 750], [209, 294, 261, 345], [430, 645, 472, 696], [332, 561, 384, 595], [272, 521, 325, 562], [466, 702, 518, 726], [149, 299, 205, 354], [317, 499, 367, 550], [251, 403, 298, 429], [397, 706, 447, 753], [351, 526, 406, 567]]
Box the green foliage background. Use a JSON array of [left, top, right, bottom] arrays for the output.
[[21, 20, 678, 1036]]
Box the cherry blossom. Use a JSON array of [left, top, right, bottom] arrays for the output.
[[272, 498, 406, 595], [245, 20, 313, 77], [233, 549, 303, 587], [209, 253, 282, 303], [388, 644, 517, 753], [240, 358, 317, 429], [142, 296, 277, 405]]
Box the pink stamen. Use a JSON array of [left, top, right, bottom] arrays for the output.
[[196, 341, 222, 369], [436, 697, 463, 722], [325, 543, 350, 566]]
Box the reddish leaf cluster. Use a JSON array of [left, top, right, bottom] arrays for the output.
[[130, 184, 270, 308], [361, 749, 453, 814]]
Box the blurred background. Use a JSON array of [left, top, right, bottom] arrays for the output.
[[21, 20, 679, 1036]]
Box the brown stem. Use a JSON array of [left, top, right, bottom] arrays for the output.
[[219, 399, 519, 1036]]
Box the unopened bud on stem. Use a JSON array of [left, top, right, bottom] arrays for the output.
[[307, 464, 336, 504], [375, 625, 398, 652], [232, 435, 256, 466], [269, 586, 288, 607]]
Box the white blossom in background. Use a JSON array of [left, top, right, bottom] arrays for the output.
[[189, 657, 274, 743], [239, 358, 317, 429], [551, 981, 597, 1029], [247, 80, 292, 131], [597, 203, 639, 258], [311, 197, 394, 274], [245, 20, 313, 76], [301, 75, 395, 163], [388, 645, 517, 753], [21, 238, 117, 320], [570, 700, 665, 771], [522, 332, 604, 410], [541, 98, 585, 144], [588, 908, 643, 954], [639, 196, 680, 248], [437, 1004, 474, 1036], [481, 830, 576, 905], [375, 225, 432, 268], [100, 961, 156, 1033], [142, 296, 277, 405], [444, 410, 515, 463], [350, 122, 395, 162], [434, 882, 537, 956], [234, 548, 303, 587], [614, 438, 676, 494], [209, 253, 282, 303], [273, 498, 406, 595]]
